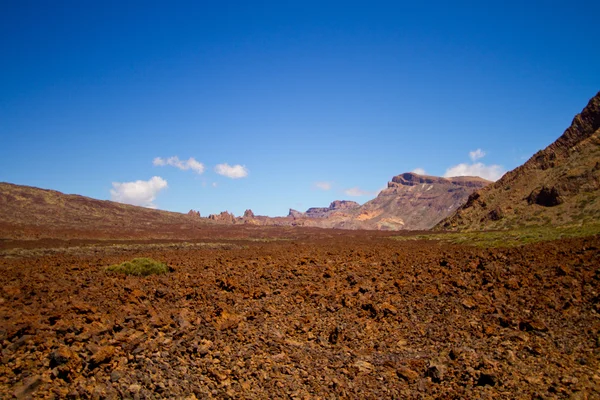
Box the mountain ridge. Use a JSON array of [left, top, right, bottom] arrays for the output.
[[437, 91, 600, 231]]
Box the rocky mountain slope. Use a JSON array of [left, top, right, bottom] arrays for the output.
[[437, 91, 600, 231], [220, 173, 490, 231], [321, 173, 490, 230], [0, 183, 205, 239]]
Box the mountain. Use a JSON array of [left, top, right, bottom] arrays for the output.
[[221, 173, 489, 230], [321, 173, 490, 230], [437, 91, 600, 231], [0, 182, 204, 239]]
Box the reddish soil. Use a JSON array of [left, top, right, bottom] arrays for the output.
[[1, 228, 599, 399]]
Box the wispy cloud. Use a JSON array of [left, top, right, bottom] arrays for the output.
[[153, 156, 205, 174], [110, 176, 168, 208], [412, 168, 426, 175], [444, 162, 504, 181], [314, 181, 332, 190], [214, 163, 249, 179], [344, 187, 375, 197], [469, 149, 486, 161]]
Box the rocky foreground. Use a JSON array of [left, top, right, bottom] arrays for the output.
[[1, 230, 599, 399]]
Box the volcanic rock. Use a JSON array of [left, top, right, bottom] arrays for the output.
[[208, 211, 236, 224], [0, 228, 599, 398], [321, 173, 490, 230], [304, 200, 360, 218], [288, 209, 303, 218]]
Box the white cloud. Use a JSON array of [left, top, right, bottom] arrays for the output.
[[469, 149, 486, 161], [412, 168, 426, 175], [215, 163, 249, 179], [443, 162, 505, 181], [110, 176, 168, 208], [314, 181, 332, 191], [212, 182, 218, 187], [344, 187, 375, 197], [153, 156, 205, 174]]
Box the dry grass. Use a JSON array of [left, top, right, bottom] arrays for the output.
[[393, 223, 600, 247]]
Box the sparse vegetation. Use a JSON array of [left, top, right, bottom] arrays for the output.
[[392, 223, 600, 247], [105, 257, 169, 276]]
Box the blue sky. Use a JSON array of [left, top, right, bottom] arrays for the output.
[[1, 1, 599, 216]]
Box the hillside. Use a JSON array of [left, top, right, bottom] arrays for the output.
[[323, 173, 490, 230], [437, 91, 600, 231], [0, 183, 205, 240], [223, 173, 490, 230]]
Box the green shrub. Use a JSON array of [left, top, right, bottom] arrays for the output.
[[105, 258, 169, 276]]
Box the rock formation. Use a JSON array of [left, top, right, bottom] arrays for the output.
[[187, 210, 201, 218], [324, 173, 490, 230], [208, 211, 236, 224]]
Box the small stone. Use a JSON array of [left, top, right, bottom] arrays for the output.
[[380, 303, 398, 316], [128, 384, 142, 393], [519, 320, 548, 332], [110, 370, 123, 382], [462, 298, 477, 310], [49, 346, 73, 367], [90, 346, 115, 367], [215, 311, 241, 331], [561, 376, 578, 385], [397, 367, 420, 382], [505, 277, 520, 290], [353, 360, 374, 374], [426, 362, 445, 383], [13, 375, 42, 399]]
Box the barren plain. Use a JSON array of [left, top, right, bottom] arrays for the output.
[[1, 225, 599, 399]]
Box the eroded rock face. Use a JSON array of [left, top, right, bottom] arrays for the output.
[[305, 207, 331, 218], [304, 200, 360, 218], [329, 200, 360, 210], [243, 209, 255, 219], [337, 173, 490, 230], [187, 210, 201, 218], [288, 209, 303, 219], [208, 211, 236, 224]]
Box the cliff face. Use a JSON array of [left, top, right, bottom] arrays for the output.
[[324, 173, 490, 230], [437, 91, 600, 231], [304, 200, 360, 218]]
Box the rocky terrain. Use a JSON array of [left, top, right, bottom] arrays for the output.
[[2, 91, 599, 398], [1, 227, 599, 399], [204, 173, 489, 231], [323, 173, 490, 230], [438, 91, 600, 231]]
